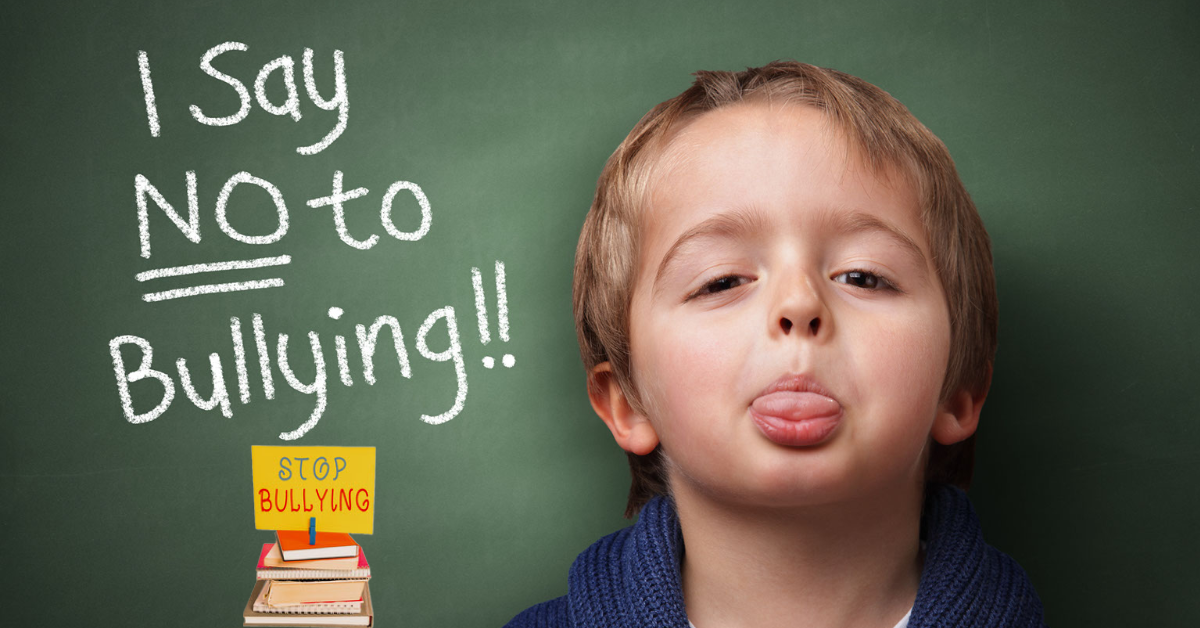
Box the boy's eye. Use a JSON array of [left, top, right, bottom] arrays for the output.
[[834, 269, 894, 291], [690, 274, 750, 299]]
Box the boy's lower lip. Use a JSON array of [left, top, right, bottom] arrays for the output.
[[750, 391, 842, 447]]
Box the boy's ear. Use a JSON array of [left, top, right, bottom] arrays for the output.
[[931, 363, 992, 446], [587, 362, 659, 455]]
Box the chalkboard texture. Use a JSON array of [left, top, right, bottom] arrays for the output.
[[2, 1, 1198, 626]]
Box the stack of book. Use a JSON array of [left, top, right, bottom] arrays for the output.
[[242, 531, 373, 626]]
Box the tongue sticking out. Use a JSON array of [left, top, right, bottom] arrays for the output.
[[751, 391, 840, 420], [749, 391, 842, 447]]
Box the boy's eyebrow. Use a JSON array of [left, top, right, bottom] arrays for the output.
[[652, 206, 928, 292], [653, 206, 771, 291], [825, 209, 928, 270]]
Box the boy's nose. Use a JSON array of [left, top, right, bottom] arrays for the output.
[[779, 314, 820, 336], [772, 274, 829, 339]]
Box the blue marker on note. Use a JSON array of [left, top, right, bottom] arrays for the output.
[[309, 517, 316, 545]]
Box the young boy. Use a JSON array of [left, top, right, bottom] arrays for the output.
[[506, 61, 1045, 628]]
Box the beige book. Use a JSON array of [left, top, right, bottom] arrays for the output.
[[267, 579, 368, 607], [255, 581, 362, 614]]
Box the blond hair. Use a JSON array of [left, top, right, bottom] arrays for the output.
[[573, 61, 997, 517]]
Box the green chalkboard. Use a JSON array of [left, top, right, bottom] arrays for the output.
[[3, 1, 1197, 626]]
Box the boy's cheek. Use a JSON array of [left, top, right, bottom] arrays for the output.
[[638, 325, 744, 395], [853, 339, 947, 432], [855, 305, 948, 371], [859, 337, 943, 401]]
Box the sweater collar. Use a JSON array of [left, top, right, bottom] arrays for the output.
[[566, 495, 689, 627], [566, 484, 1044, 628]]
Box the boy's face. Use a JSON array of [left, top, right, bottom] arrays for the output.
[[621, 102, 960, 507]]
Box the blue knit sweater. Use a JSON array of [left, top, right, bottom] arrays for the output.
[[504, 484, 1045, 627]]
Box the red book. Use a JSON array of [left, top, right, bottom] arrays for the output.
[[275, 530, 359, 561], [257, 543, 369, 571]]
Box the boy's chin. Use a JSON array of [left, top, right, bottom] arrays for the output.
[[674, 462, 922, 512]]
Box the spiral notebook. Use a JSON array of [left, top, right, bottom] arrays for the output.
[[256, 543, 372, 580]]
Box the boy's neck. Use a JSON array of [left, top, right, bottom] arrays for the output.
[[675, 477, 924, 628]]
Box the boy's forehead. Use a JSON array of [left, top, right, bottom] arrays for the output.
[[638, 102, 922, 248], [648, 102, 845, 190]]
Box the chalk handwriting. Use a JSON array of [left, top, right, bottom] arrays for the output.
[[137, 43, 349, 154], [109, 302, 475, 438], [136, 170, 431, 260], [116, 42, 513, 438]]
